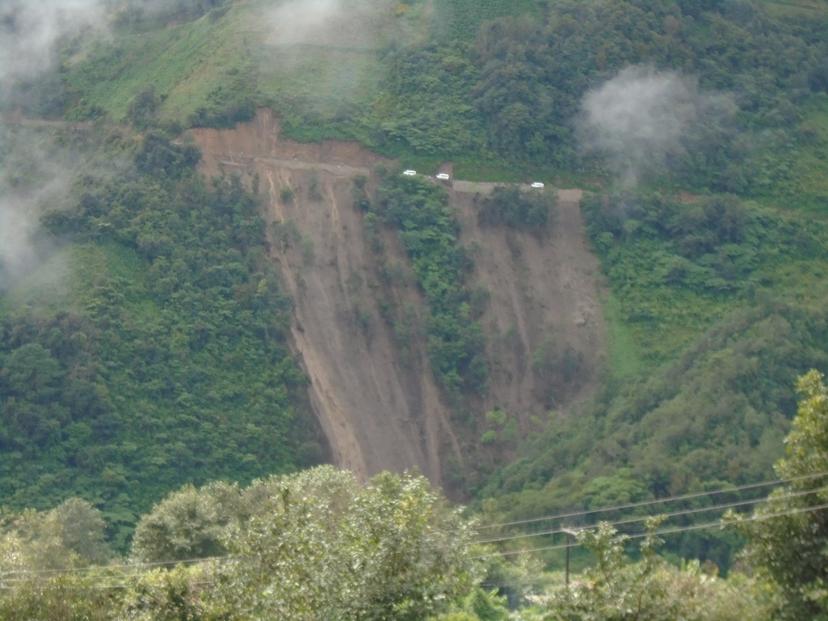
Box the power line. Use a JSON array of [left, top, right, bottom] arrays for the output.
[[474, 501, 828, 559], [4, 475, 826, 582], [8, 501, 826, 590], [476, 471, 828, 531], [475, 484, 828, 545]]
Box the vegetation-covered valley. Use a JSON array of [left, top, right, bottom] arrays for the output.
[[2, 0, 828, 618]]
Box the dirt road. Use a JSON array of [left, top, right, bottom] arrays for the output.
[[193, 111, 461, 485], [191, 110, 607, 485]]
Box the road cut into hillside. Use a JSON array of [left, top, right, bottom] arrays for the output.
[[191, 110, 607, 486]]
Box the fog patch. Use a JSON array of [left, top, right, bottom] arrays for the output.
[[0, 197, 63, 293], [0, 0, 107, 85], [265, 0, 390, 48], [260, 0, 395, 121], [578, 65, 736, 187], [0, 1, 109, 293], [0, 147, 74, 293]]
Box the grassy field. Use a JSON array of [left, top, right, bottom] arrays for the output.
[[256, 44, 381, 126], [760, 0, 828, 18], [65, 4, 255, 124]]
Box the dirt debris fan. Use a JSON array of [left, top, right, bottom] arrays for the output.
[[191, 110, 606, 485]]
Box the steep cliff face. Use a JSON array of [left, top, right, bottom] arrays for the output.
[[190, 111, 606, 486], [453, 185, 606, 421], [192, 110, 460, 484]]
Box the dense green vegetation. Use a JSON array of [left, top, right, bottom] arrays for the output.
[[481, 302, 828, 566], [403, 0, 826, 201], [1, 378, 826, 619], [583, 191, 828, 363], [740, 369, 828, 619], [1, 133, 320, 546], [0, 468, 480, 621], [478, 187, 552, 233], [44, 0, 827, 206], [372, 175, 488, 397], [2, 1, 828, 616]]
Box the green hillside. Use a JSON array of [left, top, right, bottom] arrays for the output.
[[2, 0, 828, 589], [55, 0, 828, 201], [64, 3, 256, 126], [0, 128, 323, 547]]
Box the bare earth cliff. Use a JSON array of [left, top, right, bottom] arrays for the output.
[[191, 110, 606, 486]]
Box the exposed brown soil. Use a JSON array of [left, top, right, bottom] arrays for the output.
[[194, 109, 381, 177], [192, 111, 459, 484], [190, 110, 607, 485], [452, 186, 607, 422]]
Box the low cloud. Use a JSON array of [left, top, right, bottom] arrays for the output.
[[578, 65, 736, 187], [266, 0, 386, 48], [0, 196, 54, 291], [268, 0, 343, 46], [0, 152, 73, 292], [0, 200, 38, 288], [0, 0, 107, 85], [0, 1, 109, 292]]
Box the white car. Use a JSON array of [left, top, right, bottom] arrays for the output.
[[530, 182, 545, 189], [402, 169, 417, 176], [436, 173, 451, 181]]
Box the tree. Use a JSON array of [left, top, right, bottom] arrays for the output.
[[211, 466, 479, 620], [0, 498, 110, 573], [48, 498, 111, 566], [0, 498, 113, 620], [118, 565, 211, 621], [478, 187, 553, 233], [131, 482, 242, 562], [543, 521, 769, 621], [127, 87, 160, 129], [741, 370, 828, 619], [0, 573, 114, 621], [432, 588, 511, 621], [1, 343, 63, 401]]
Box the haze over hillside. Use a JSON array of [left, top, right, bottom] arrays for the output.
[[1, 0, 828, 618]]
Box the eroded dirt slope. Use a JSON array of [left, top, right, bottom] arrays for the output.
[[453, 186, 606, 421], [192, 111, 460, 483], [191, 110, 606, 484]]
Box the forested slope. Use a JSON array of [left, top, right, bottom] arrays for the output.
[[1, 0, 828, 568], [50, 0, 827, 199], [0, 126, 323, 546]]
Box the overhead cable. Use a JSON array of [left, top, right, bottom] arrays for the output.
[[476, 470, 828, 531], [476, 483, 828, 545], [474, 501, 828, 559]]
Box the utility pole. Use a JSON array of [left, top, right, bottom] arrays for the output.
[[562, 527, 579, 588]]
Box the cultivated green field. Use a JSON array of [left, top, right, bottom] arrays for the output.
[[65, 4, 255, 124]]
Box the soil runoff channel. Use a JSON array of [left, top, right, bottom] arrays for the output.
[[191, 111, 606, 488]]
